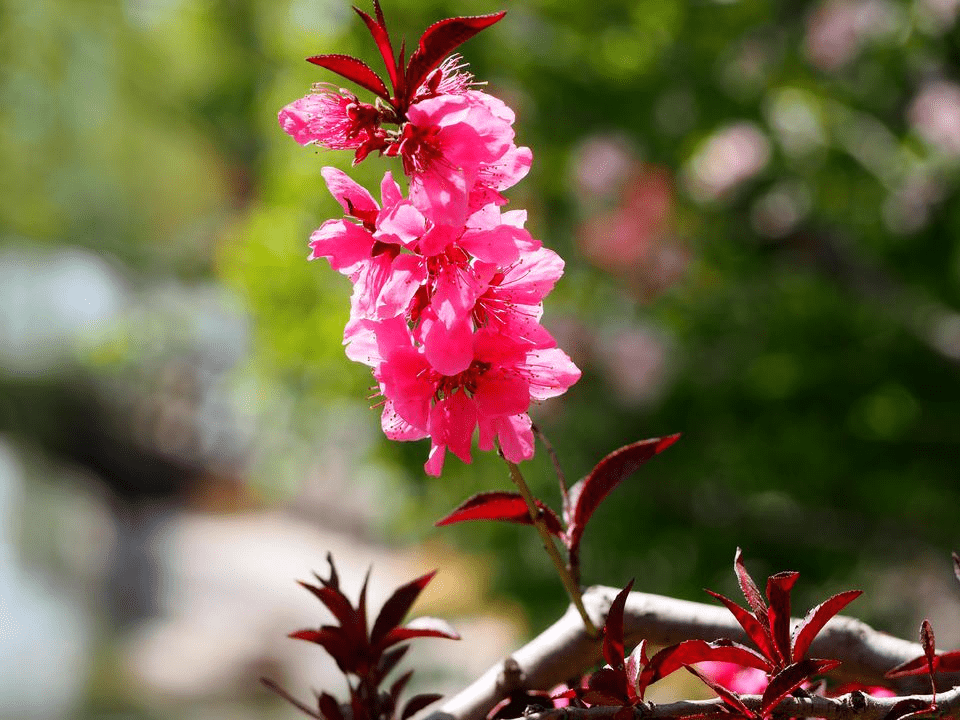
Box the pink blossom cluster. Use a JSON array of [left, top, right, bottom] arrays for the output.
[[278, 14, 579, 475]]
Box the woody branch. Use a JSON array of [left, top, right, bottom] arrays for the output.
[[523, 686, 960, 720], [428, 586, 960, 720]]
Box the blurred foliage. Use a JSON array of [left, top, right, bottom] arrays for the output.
[[3, 0, 960, 640]]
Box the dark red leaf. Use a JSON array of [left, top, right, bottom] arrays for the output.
[[760, 659, 839, 716], [370, 570, 436, 647], [402, 694, 443, 720], [297, 581, 358, 635], [566, 435, 680, 558], [404, 12, 507, 99], [583, 667, 629, 705], [306, 54, 390, 99], [885, 656, 932, 678], [379, 616, 461, 650], [603, 580, 634, 669], [937, 651, 960, 672], [921, 620, 936, 672], [766, 572, 799, 665], [318, 692, 345, 720], [625, 640, 648, 701], [350, 690, 367, 720], [882, 698, 932, 720], [435, 491, 564, 537], [358, 567, 370, 641], [389, 670, 414, 704], [734, 549, 768, 628], [638, 640, 771, 698], [316, 552, 340, 590], [288, 626, 341, 645], [706, 590, 777, 664], [353, 6, 399, 93], [685, 665, 756, 719], [289, 626, 357, 671], [952, 552, 960, 586], [261, 678, 323, 718], [792, 590, 862, 662], [369, 645, 410, 688]]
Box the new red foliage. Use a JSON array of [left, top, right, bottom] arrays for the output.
[[264, 554, 458, 720], [309, 0, 505, 117]]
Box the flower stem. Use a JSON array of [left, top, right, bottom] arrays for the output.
[[532, 423, 569, 508], [504, 458, 598, 637]]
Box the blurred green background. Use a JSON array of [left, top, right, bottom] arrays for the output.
[[2, 0, 960, 717]]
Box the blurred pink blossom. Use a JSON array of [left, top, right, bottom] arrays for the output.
[[685, 122, 771, 202], [571, 135, 635, 200], [908, 80, 960, 157], [579, 165, 689, 299], [804, 0, 900, 71], [596, 326, 670, 406]]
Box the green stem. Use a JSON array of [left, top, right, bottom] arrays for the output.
[[504, 458, 598, 637]]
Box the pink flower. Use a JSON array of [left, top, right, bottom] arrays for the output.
[[401, 91, 520, 221], [309, 168, 414, 322], [284, 8, 582, 475], [279, 86, 388, 161], [471, 244, 565, 349], [469, 144, 533, 211], [357, 319, 580, 476], [330, 183, 541, 376]]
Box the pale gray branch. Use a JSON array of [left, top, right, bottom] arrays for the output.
[[427, 586, 959, 720], [524, 685, 960, 720]]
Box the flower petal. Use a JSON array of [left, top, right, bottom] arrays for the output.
[[322, 167, 379, 216]]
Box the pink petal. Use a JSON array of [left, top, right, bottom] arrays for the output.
[[422, 313, 474, 376], [374, 316, 416, 357], [424, 444, 446, 477], [476, 413, 534, 462], [417, 222, 462, 257], [382, 399, 429, 441], [495, 312, 555, 350], [309, 219, 374, 273], [343, 319, 380, 366], [493, 414, 534, 463], [459, 224, 531, 265], [465, 90, 515, 125], [409, 171, 470, 231], [473, 327, 527, 366], [375, 254, 426, 319], [433, 262, 486, 318], [469, 146, 533, 211], [523, 348, 582, 401], [496, 248, 564, 304], [348, 254, 395, 320], [501, 209, 527, 227], [474, 369, 530, 418], [428, 391, 478, 465], [475, 301, 554, 350], [375, 201, 427, 247], [379, 346, 434, 431], [380, 172, 403, 208], [321, 167, 379, 216], [346, 315, 413, 369]]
